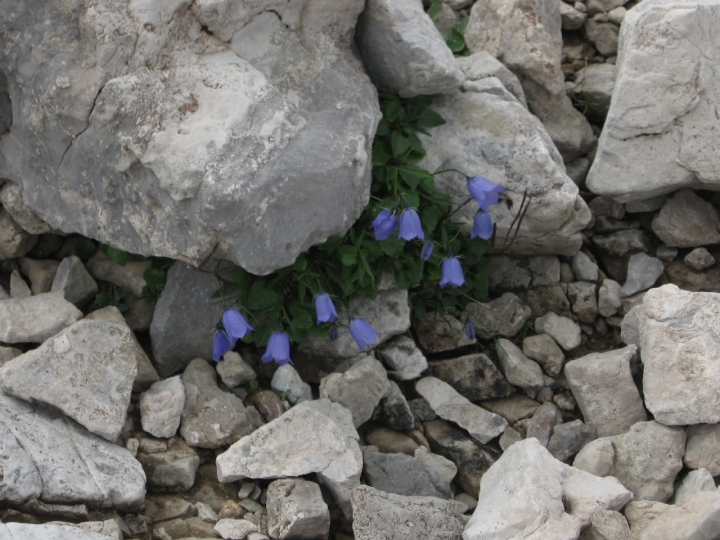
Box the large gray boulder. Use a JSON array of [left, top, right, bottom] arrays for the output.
[[0, 392, 145, 509], [0, 0, 379, 275], [586, 0, 720, 201], [418, 81, 591, 257]]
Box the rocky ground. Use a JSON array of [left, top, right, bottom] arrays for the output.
[[2, 0, 720, 539]]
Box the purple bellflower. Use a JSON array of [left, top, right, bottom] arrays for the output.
[[261, 331, 292, 365], [329, 324, 339, 341], [465, 319, 476, 341], [421, 240, 434, 262], [468, 176, 504, 211], [398, 208, 425, 241], [370, 209, 398, 241], [314, 293, 339, 324], [471, 212, 495, 241], [212, 329, 233, 362], [348, 317, 378, 350], [222, 309, 255, 341], [440, 256, 465, 288]]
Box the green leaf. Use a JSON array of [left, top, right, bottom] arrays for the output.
[[385, 100, 404, 123], [427, 1, 443, 20], [289, 304, 314, 331], [379, 239, 404, 257], [247, 281, 281, 311], [249, 380, 259, 391], [143, 267, 167, 288], [338, 245, 358, 266], [376, 117, 390, 137], [391, 131, 410, 157], [100, 244, 127, 266], [74, 237, 97, 262], [420, 174, 435, 194], [417, 110, 446, 128], [457, 18, 469, 33], [445, 31, 466, 53], [421, 206, 440, 231]]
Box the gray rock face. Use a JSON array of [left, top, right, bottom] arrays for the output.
[[51, 255, 99, 307], [672, 469, 715, 505], [428, 353, 515, 401], [363, 451, 452, 499], [418, 80, 591, 258], [0, 292, 82, 343], [535, 312, 582, 351], [522, 334, 565, 377], [416, 377, 508, 444], [547, 420, 597, 463], [0, 0, 379, 275], [0, 182, 54, 234], [586, 1, 720, 202], [0, 523, 110, 540], [572, 251, 599, 282], [568, 281, 598, 323], [564, 345, 646, 437], [137, 436, 200, 492], [526, 402, 562, 447], [378, 336, 428, 380], [0, 320, 141, 441], [463, 293, 532, 339], [270, 364, 311, 404], [381, 381, 415, 431], [598, 279, 622, 317], [413, 312, 476, 353], [140, 376, 185, 439], [593, 229, 650, 257], [626, 492, 720, 540], [685, 424, 720, 476], [213, 519, 258, 540], [495, 339, 545, 389], [456, 51, 528, 106], [627, 285, 720, 425], [560, 1, 588, 31], [684, 247, 716, 271], [351, 485, 466, 540], [571, 64, 616, 119], [0, 210, 36, 260], [573, 421, 685, 502], [355, 0, 463, 97], [150, 262, 224, 377], [319, 357, 390, 428], [584, 19, 619, 56], [86, 252, 150, 298], [18, 257, 60, 295], [266, 479, 330, 540], [651, 189, 720, 248], [464, 438, 632, 539], [580, 510, 631, 540], [216, 351, 257, 388], [0, 392, 146, 509]]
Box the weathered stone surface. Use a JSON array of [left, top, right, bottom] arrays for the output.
[[579, 510, 631, 540], [572, 251, 599, 282], [535, 312, 581, 351], [424, 419, 499, 496], [416, 377, 507, 444], [584, 19, 619, 56], [593, 229, 650, 257], [488, 255, 533, 291], [0, 0, 379, 275], [523, 284, 573, 318], [51, 255, 99, 307], [621, 253, 664, 298], [685, 424, 720, 476], [356, 0, 463, 97], [0, 210, 36, 260], [568, 281, 598, 323], [547, 420, 597, 463], [495, 339, 545, 389], [414, 446, 457, 485], [573, 421, 685, 502], [319, 357, 390, 428], [598, 279, 622, 317], [627, 285, 720, 425], [213, 518, 258, 540], [564, 345, 646, 437], [86, 252, 150, 298], [413, 312, 476, 353], [19, 257, 60, 295], [652, 189, 720, 248], [363, 451, 452, 499], [216, 351, 257, 388], [0, 182, 54, 234], [351, 486, 466, 540], [626, 492, 720, 540], [270, 364, 311, 404], [137, 436, 200, 492], [526, 402, 562, 447], [0, 392, 145, 508], [418, 80, 591, 257], [586, 1, 720, 202], [381, 381, 415, 431], [571, 64, 616, 119], [481, 395, 541, 425], [266, 479, 329, 540], [253, 389, 286, 422], [560, 1, 588, 30], [140, 376, 185, 439], [684, 247, 716, 271], [378, 336, 428, 380], [150, 262, 224, 377], [463, 293, 532, 339], [522, 334, 565, 378], [0, 523, 109, 540], [296, 398, 359, 442], [9, 269, 30, 299], [180, 359, 253, 449], [464, 438, 632, 539], [0, 292, 82, 343], [428, 353, 514, 401], [365, 427, 418, 456], [1, 320, 140, 441], [456, 51, 527, 106], [672, 468, 715, 505]]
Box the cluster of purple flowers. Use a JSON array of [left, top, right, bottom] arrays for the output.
[[369, 176, 503, 289], [212, 309, 254, 362]]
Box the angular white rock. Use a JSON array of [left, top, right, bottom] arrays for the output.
[[378, 336, 428, 380], [139, 376, 185, 439], [495, 339, 545, 389], [535, 312, 582, 351], [266, 479, 330, 540], [271, 364, 312, 404], [0, 292, 82, 343]]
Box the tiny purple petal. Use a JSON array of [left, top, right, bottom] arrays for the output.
[[261, 331, 292, 365], [421, 240, 434, 262], [439, 256, 465, 288], [212, 331, 233, 362], [314, 293, 339, 324], [329, 324, 339, 341], [465, 320, 476, 341], [348, 318, 378, 350], [222, 309, 254, 341], [471, 212, 495, 241], [398, 208, 425, 241], [369, 209, 398, 241]]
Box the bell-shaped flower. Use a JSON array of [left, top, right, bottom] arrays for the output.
[[329, 324, 339, 341], [398, 208, 424, 241], [369, 209, 398, 241], [439, 256, 465, 288], [222, 309, 254, 341], [261, 331, 292, 365], [348, 317, 378, 351], [468, 176, 504, 211], [465, 319, 476, 341], [421, 240, 434, 262], [471, 212, 495, 241], [212, 330, 233, 362], [314, 293, 338, 324]]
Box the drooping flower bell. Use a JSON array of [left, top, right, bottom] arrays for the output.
[[329, 324, 339, 341], [398, 208, 424, 241], [314, 293, 339, 324], [439, 255, 465, 288], [369, 209, 398, 241], [212, 327, 233, 362], [221, 309, 255, 341], [467, 176, 504, 211], [261, 331, 292, 365], [465, 319, 476, 341], [471, 212, 495, 241], [421, 240, 434, 262], [348, 317, 378, 350]]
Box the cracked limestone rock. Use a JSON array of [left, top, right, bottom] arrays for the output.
[[266, 478, 329, 540], [0, 319, 141, 441], [0, 291, 82, 343], [140, 376, 186, 439], [0, 0, 379, 275], [586, 0, 720, 201]]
